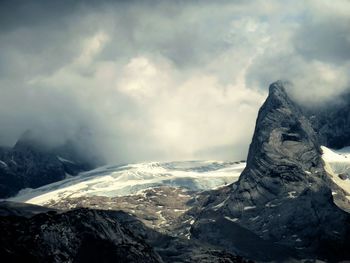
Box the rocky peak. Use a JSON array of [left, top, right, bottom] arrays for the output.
[[191, 81, 350, 261], [0, 131, 96, 198], [241, 81, 323, 203], [266, 81, 293, 106]]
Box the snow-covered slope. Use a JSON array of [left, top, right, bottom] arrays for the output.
[[10, 160, 245, 206], [321, 146, 350, 195]]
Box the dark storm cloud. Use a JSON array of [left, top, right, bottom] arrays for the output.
[[0, 0, 349, 163], [0, 0, 74, 31], [293, 8, 350, 64]]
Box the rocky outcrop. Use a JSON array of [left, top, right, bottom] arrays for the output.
[[0, 206, 163, 263], [0, 145, 67, 198], [0, 201, 252, 263], [0, 131, 98, 198], [190, 82, 350, 262]]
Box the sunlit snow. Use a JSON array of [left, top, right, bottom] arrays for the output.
[[10, 160, 245, 205], [321, 146, 350, 195]]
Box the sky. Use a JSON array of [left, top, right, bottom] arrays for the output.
[[0, 0, 349, 163]]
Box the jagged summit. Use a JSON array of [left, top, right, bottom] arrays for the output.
[[268, 80, 287, 94], [243, 81, 321, 187], [267, 80, 295, 101], [260, 81, 303, 116], [190, 81, 350, 262]]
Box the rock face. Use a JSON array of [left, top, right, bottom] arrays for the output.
[[305, 91, 350, 149], [0, 131, 97, 198], [0, 202, 252, 263], [0, 206, 163, 263], [191, 82, 350, 261], [0, 145, 67, 198], [2, 81, 350, 262]]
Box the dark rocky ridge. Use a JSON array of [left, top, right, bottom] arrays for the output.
[[189, 81, 350, 262], [0, 201, 56, 217], [0, 131, 99, 198], [0, 202, 252, 263], [0, 206, 163, 263]]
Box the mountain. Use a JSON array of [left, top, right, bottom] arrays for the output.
[[187, 81, 350, 262], [305, 91, 350, 149], [0, 131, 99, 198], [3, 81, 350, 262], [9, 160, 245, 235], [0, 201, 252, 263], [0, 204, 163, 263]]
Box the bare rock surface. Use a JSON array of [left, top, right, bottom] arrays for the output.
[[0, 131, 96, 198], [0, 206, 163, 263], [188, 82, 350, 262]]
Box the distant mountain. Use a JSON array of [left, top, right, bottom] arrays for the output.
[[304, 90, 350, 149], [0, 131, 100, 198], [188, 82, 350, 262]]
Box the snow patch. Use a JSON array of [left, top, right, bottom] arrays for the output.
[[287, 191, 297, 199], [250, 216, 260, 221], [174, 209, 186, 212], [224, 216, 239, 222], [212, 196, 230, 211], [243, 206, 256, 211], [57, 156, 75, 164], [265, 202, 277, 208], [321, 146, 350, 194]]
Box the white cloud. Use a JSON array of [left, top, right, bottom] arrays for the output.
[[24, 43, 265, 162], [75, 31, 109, 67], [0, 0, 349, 163]]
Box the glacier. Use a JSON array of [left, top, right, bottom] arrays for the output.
[[9, 160, 246, 206]]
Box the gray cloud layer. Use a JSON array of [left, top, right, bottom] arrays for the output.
[[0, 0, 349, 163]]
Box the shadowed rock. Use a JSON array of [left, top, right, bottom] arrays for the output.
[[0, 131, 98, 198], [0, 207, 163, 263], [191, 81, 350, 262]]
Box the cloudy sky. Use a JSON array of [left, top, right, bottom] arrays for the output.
[[0, 0, 349, 163]]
